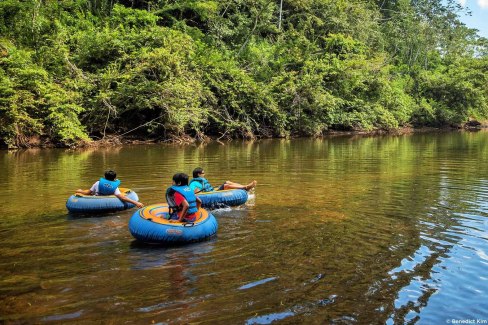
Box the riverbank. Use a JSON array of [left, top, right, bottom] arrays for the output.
[[2, 123, 487, 150]]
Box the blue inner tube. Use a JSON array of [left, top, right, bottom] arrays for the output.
[[128, 204, 218, 244], [197, 189, 248, 209], [66, 188, 139, 213]]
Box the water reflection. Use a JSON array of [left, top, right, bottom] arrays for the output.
[[128, 241, 216, 271], [1, 131, 488, 323]]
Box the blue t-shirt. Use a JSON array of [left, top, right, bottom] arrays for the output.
[[189, 182, 203, 192]]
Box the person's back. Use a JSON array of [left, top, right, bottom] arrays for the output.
[[167, 173, 201, 222], [75, 170, 143, 208], [96, 170, 121, 196]]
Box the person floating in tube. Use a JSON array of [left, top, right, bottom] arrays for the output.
[[189, 167, 257, 194], [75, 170, 144, 208], [166, 173, 202, 222]]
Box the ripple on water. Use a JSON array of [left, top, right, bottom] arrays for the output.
[[238, 277, 278, 290], [41, 310, 84, 322], [385, 207, 488, 323], [245, 310, 295, 324], [2, 134, 488, 323]]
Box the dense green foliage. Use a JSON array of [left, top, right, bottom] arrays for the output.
[[1, 0, 487, 147]]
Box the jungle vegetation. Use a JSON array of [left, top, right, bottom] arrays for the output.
[[1, 0, 487, 148]]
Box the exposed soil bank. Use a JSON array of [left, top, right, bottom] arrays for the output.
[[2, 124, 487, 150]]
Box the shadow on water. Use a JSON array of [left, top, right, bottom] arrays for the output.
[[128, 239, 217, 270], [128, 236, 218, 251], [66, 211, 128, 220]]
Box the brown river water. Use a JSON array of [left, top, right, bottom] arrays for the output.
[[1, 131, 488, 324]]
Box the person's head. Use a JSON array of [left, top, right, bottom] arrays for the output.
[[172, 173, 189, 186], [104, 170, 117, 181], [192, 167, 205, 178]]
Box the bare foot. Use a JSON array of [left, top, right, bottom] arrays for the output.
[[245, 180, 257, 191]]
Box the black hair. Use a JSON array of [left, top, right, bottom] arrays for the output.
[[192, 167, 204, 178], [104, 170, 117, 181], [173, 172, 189, 186]]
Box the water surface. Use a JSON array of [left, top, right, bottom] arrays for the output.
[[1, 131, 488, 324]]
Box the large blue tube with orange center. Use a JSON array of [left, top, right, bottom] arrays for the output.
[[128, 204, 218, 244]]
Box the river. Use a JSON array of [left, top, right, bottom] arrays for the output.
[[1, 131, 488, 324]]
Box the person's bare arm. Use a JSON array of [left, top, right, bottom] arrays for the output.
[[170, 200, 189, 222], [75, 189, 92, 195], [115, 194, 144, 208], [178, 200, 189, 221]]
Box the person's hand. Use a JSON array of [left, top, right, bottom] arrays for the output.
[[169, 219, 180, 223], [135, 202, 144, 208]]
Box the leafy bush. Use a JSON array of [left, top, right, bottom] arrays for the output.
[[0, 43, 86, 147], [0, 0, 487, 147]]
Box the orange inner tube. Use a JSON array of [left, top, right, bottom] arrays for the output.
[[139, 204, 210, 225]]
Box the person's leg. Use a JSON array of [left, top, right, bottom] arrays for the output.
[[224, 181, 242, 186], [222, 180, 257, 191], [245, 180, 257, 190]]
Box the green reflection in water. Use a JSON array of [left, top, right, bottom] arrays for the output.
[[0, 131, 487, 323]]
